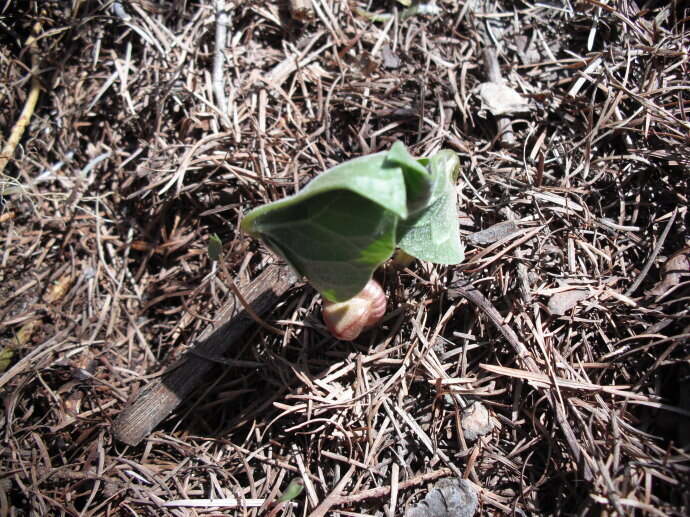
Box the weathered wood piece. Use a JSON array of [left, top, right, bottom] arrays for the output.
[[482, 48, 517, 147], [112, 263, 297, 446]]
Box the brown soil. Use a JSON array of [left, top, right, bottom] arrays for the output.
[[1, 1, 689, 515]]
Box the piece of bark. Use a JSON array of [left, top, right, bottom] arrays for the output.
[[461, 401, 493, 442], [112, 263, 297, 446], [381, 44, 401, 69]]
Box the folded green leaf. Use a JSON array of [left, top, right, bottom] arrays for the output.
[[397, 150, 464, 264], [207, 233, 223, 262], [250, 189, 398, 302], [241, 143, 463, 302], [386, 141, 432, 215], [277, 478, 305, 503]]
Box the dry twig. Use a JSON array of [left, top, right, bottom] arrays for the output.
[[0, 21, 42, 180]]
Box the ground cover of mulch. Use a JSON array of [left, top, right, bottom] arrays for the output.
[[1, 0, 689, 515]]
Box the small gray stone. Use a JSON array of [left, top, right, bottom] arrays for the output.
[[461, 402, 493, 442], [405, 478, 478, 517]]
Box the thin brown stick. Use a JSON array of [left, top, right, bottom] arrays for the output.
[[625, 208, 677, 296], [449, 279, 537, 370], [333, 468, 452, 505], [0, 22, 42, 180]]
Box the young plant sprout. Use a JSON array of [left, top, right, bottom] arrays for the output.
[[241, 142, 464, 340], [322, 278, 387, 341]]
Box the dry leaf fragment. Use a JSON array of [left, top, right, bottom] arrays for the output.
[[0, 347, 13, 373], [9, 273, 75, 357], [647, 247, 690, 297], [2, 316, 42, 372], [15, 319, 40, 347], [461, 401, 493, 441], [44, 273, 74, 303], [476, 82, 530, 116], [405, 478, 477, 517], [547, 287, 591, 315]]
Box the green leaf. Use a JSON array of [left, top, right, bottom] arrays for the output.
[[386, 141, 432, 215], [241, 146, 431, 302], [207, 233, 223, 262], [277, 478, 305, 503], [243, 151, 410, 224], [241, 143, 463, 302], [245, 189, 397, 302], [396, 150, 464, 264]]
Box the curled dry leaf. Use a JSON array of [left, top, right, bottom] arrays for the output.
[[647, 247, 690, 297], [476, 82, 530, 116], [322, 279, 386, 341], [547, 287, 592, 316], [461, 401, 493, 442]]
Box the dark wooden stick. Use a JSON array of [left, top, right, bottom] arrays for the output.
[[112, 263, 298, 446]]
